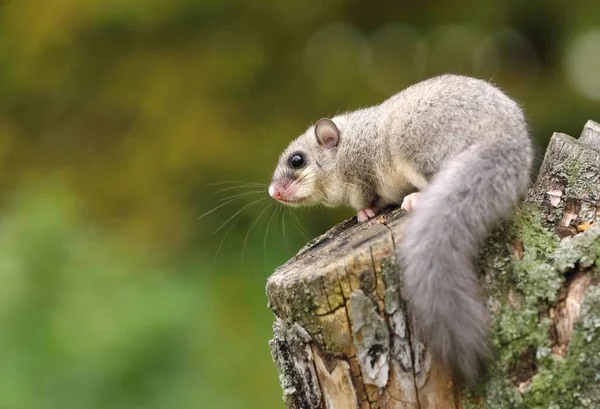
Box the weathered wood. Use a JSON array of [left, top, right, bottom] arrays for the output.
[[267, 121, 600, 409]]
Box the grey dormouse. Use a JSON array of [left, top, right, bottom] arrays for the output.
[[268, 74, 535, 384]]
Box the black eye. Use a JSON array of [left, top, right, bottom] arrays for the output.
[[289, 153, 305, 169]]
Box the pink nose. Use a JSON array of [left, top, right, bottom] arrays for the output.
[[269, 184, 282, 200]]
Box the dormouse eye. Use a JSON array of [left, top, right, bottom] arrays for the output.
[[289, 153, 305, 169]]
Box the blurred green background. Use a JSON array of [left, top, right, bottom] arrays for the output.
[[0, 1, 599, 408]]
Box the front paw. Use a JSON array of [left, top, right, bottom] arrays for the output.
[[357, 207, 377, 222]]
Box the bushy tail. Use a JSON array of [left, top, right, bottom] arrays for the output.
[[400, 134, 533, 384]]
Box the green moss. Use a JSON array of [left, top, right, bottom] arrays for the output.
[[523, 286, 600, 408], [511, 204, 560, 256], [553, 225, 600, 273], [565, 159, 582, 188], [490, 205, 560, 362], [480, 208, 600, 408], [511, 204, 562, 303]]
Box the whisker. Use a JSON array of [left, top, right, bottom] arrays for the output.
[[294, 170, 314, 185], [241, 202, 273, 264], [213, 216, 239, 266], [215, 184, 268, 194], [310, 193, 324, 208], [341, 180, 368, 190], [198, 197, 241, 220], [214, 197, 267, 234], [263, 204, 278, 270], [317, 184, 338, 202], [313, 188, 329, 203], [215, 190, 266, 203], [280, 205, 290, 253], [207, 180, 267, 187], [212, 198, 268, 265], [289, 210, 310, 241]]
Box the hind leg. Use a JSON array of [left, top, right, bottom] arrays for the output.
[[401, 192, 421, 212]]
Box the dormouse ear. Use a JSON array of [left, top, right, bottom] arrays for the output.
[[314, 118, 340, 149]]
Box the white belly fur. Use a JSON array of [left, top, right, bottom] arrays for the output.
[[377, 156, 428, 205]]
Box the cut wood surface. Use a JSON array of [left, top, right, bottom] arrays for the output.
[[267, 121, 600, 409]]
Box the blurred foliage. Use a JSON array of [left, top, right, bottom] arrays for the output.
[[0, 185, 279, 409], [0, 0, 599, 408]]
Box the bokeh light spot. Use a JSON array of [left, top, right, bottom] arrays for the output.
[[304, 23, 370, 96], [565, 29, 600, 101], [426, 25, 480, 75], [368, 24, 424, 94]]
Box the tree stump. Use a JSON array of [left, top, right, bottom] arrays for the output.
[[267, 121, 600, 409]]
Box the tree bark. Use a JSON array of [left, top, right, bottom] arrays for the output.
[[267, 120, 600, 409]]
